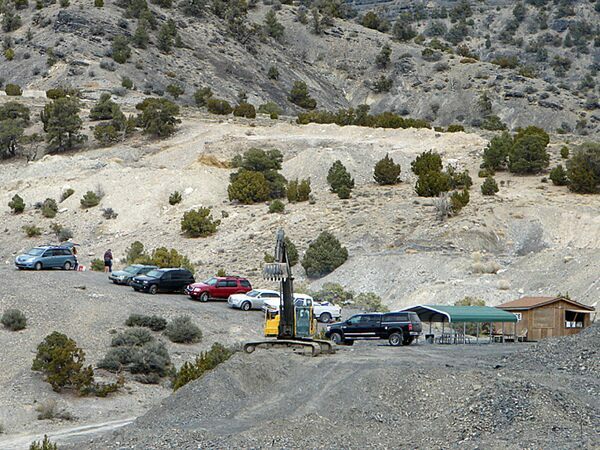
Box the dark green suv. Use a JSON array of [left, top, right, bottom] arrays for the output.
[[130, 268, 195, 295]]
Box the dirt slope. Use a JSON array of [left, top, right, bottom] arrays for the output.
[[1, 112, 598, 308], [96, 326, 600, 449]]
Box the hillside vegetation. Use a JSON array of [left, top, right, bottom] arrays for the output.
[[0, 0, 598, 135]]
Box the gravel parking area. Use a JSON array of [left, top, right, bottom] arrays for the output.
[[0, 266, 264, 444]]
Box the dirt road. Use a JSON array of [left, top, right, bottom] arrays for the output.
[[0, 418, 134, 450]]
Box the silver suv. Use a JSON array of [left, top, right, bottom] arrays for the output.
[[15, 245, 78, 270]]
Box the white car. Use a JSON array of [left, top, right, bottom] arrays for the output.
[[262, 293, 342, 323], [227, 289, 280, 311]]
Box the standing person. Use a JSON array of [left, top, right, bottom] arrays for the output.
[[71, 245, 79, 270], [103, 249, 113, 273]]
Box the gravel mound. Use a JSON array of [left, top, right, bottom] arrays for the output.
[[97, 343, 600, 449], [503, 323, 599, 375]]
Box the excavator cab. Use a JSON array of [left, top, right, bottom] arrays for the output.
[[264, 303, 316, 338]]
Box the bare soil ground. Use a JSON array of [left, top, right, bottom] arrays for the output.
[[0, 266, 264, 446]]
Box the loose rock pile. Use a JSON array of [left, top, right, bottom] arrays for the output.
[[503, 323, 599, 375], [96, 330, 600, 449]]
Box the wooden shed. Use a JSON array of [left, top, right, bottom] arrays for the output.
[[496, 296, 595, 341]]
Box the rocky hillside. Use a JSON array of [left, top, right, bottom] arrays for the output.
[[0, 0, 598, 134], [1, 105, 599, 309]]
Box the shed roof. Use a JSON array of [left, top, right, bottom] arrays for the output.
[[400, 305, 518, 323], [497, 296, 595, 311]]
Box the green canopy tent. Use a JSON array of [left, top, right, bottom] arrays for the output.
[[400, 305, 518, 344]]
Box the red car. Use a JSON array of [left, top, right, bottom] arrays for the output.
[[185, 276, 252, 302]]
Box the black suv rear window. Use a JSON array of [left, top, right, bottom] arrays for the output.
[[240, 280, 251, 287], [409, 312, 421, 322]]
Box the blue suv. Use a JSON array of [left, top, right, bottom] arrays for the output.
[[15, 245, 78, 270]]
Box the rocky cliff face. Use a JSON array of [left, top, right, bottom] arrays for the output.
[[0, 1, 598, 134]]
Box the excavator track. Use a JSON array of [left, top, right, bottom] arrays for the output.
[[243, 339, 336, 357]]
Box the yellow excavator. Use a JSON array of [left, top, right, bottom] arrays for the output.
[[243, 230, 334, 356], [263, 300, 317, 337]]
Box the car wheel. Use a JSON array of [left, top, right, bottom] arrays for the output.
[[149, 285, 158, 295], [330, 332, 343, 345], [241, 301, 251, 311], [63, 261, 72, 271], [112, 280, 118, 284], [34, 262, 42, 271], [389, 332, 403, 347], [133, 287, 140, 292], [200, 292, 209, 302], [320, 312, 332, 323]]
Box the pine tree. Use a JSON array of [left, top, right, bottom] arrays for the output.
[[373, 154, 401, 185], [375, 44, 392, 69], [40, 97, 85, 152], [132, 20, 150, 49], [482, 132, 513, 170], [566, 144, 600, 193], [264, 9, 284, 41], [135, 98, 180, 137], [0, 119, 24, 159], [508, 134, 549, 174], [111, 35, 131, 63], [301, 231, 348, 278], [288, 81, 316, 109], [327, 160, 355, 195], [481, 176, 499, 196]]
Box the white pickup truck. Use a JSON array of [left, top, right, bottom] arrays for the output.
[[262, 293, 342, 323]]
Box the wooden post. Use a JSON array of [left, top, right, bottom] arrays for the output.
[[515, 321, 517, 343]]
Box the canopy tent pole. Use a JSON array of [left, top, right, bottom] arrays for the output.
[[442, 317, 445, 344], [501, 322, 505, 343], [463, 322, 466, 344], [476, 322, 479, 345]]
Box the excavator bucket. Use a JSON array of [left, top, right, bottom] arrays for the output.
[[263, 263, 290, 281]]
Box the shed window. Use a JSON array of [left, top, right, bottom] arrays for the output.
[[565, 310, 584, 328]]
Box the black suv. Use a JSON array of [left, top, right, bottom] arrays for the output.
[[130, 268, 195, 295], [325, 312, 422, 346]]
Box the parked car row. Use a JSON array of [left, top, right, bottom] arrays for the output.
[[111, 267, 341, 323], [15, 251, 344, 324]]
